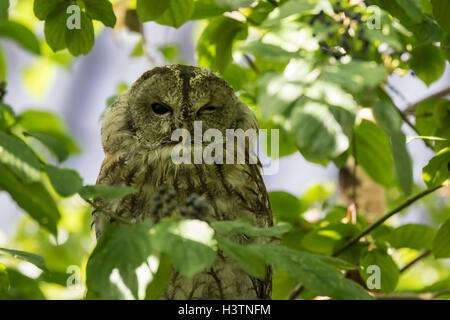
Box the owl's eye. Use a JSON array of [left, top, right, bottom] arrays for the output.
[[151, 103, 171, 115], [198, 105, 217, 113]]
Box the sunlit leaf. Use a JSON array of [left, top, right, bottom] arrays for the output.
[[0, 248, 47, 271], [155, 0, 194, 28], [144, 253, 171, 300], [360, 249, 399, 293], [44, 164, 83, 197], [386, 224, 436, 250], [268, 191, 302, 222], [136, 0, 171, 22], [84, 0, 116, 27], [433, 219, 450, 259], [411, 44, 446, 86], [0, 21, 40, 55], [65, 12, 95, 56], [422, 147, 450, 188]]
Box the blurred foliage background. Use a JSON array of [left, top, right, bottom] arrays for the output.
[[0, 0, 449, 300]]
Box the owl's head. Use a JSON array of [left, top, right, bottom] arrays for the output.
[[101, 65, 257, 153]]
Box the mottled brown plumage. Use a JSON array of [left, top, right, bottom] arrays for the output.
[[93, 65, 272, 299]]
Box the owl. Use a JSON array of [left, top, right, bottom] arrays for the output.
[[92, 64, 273, 300]]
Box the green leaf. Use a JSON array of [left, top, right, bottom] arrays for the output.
[[191, 0, 226, 19], [251, 244, 373, 299], [0, 167, 60, 235], [0, 248, 47, 271], [0, 0, 9, 22], [360, 249, 399, 293], [391, 131, 413, 195], [84, 0, 116, 27], [212, 218, 291, 237], [44, 8, 67, 52], [86, 221, 155, 299], [0, 103, 15, 130], [144, 253, 172, 300], [354, 119, 394, 186], [0, 263, 8, 295], [0, 46, 5, 81], [44, 164, 83, 197], [411, 44, 446, 86], [301, 224, 359, 254], [321, 61, 386, 93], [211, 18, 247, 73], [79, 184, 137, 200], [33, 0, 65, 20], [422, 147, 450, 188], [155, 0, 194, 28], [216, 236, 266, 279], [239, 41, 298, 63], [433, 219, 450, 259], [0, 131, 42, 182], [17, 110, 80, 155], [268, 191, 302, 222], [291, 101, 349, 163], [372, 101, 402, 135], [151, 220, 216, 278], [431, 0, 450, 34], [0, 21, 40, 55], [3, 268, 44, 299], [65, 11, 95, 56], [214, 0, 254, 10], [24, 131, 69, 162], [136, 0, 171, 22], [387, 224, 436, 250]]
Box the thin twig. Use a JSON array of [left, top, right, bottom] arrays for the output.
[[286, 284, 304, 300], [243, 54, 260, 73], [400, 250, 431, 273], [84, 199, 133, 224], [406, 86, 450, 114], [332, 185, 443, 257]]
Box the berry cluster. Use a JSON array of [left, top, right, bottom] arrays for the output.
[[180, 193, 210, 220]]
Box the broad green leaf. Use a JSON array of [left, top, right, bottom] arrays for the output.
[[251, 244, 373, 299], [0, 167, 60, 235], [372, 101, 402, 135], [159, 43, 180, 63], [216, 236, 266, 279], [0, 248, 47, 271], [0, 0, 8, 22], [391, 132, 413, 195], [239, 41, 298, 62], [431, 0, 450, 34], [211, 18, 247, 73], [0, 131, 41, 182], [155, 0, 194, 28], [0, 103, 14, 130], [65, 12, 94, 56], [17, 111, 80, 156], [24, 131, 69, 163], [145, 253, 172, 300], [33, 0, 64, 20], [422, 147, 450, 188], [44, 8, 67, 52], [321, 61, 386, 93], [268, 191, 302, 222], [84, 0, 116, 27], [291, 101, 349, 162], [79, 184, 137, 200], [360, 249, 399, 293], [354, 119, 394, 186], [44, 164, 83, 197], [0, 21, 40, 55], [151, 220, 216, 278], [3, 268, 44, 299], [214, 0, 254, 10], [212, 218, 291, 237], [411, 44, 446, 86], [257, 72, 303, 118], [301, 224, 359, 254], [191, 0, 226, 19], [0, 263, 7, 295], [433, 219, 450, 258], [386, 224, 436, 250], [86, 221, 155, 299], [136, 0, 171, 22]]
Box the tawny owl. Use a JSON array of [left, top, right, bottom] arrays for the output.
[[92, 64, 273, 300]]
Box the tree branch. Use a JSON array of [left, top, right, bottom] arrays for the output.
[[400, 250, 431, 273], [286, 284, 304, 300], [332, 185, 443, 257]]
